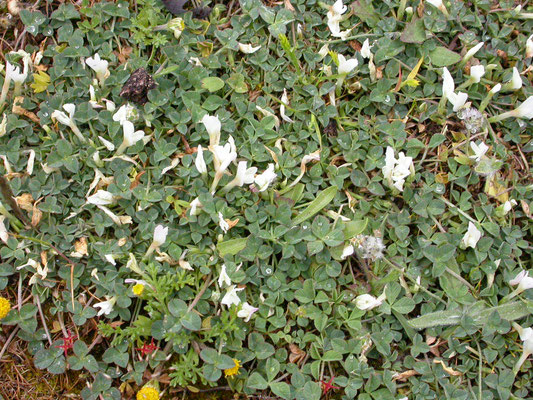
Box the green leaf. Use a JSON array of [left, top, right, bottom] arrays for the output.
[[343, 219, 368, 239], [247, 372, 269, 390], [293, 186, 338, 225], [400, 18, 426, 43], [429, 46, 461, 67], [392, 297, 416, 314], [217, 238, 247, 256], [201, 77, 225, 93], [322, 350, 343, 361], [200, 348, 218, 364], [270, 382, 292, 399], [181, 312, 202, 331]]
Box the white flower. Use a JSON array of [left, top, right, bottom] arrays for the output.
[[113, 104, 136, 125], [189, 57, 202, 66], [104, 254, 116, 265], [527, 34, 533, 58], [361, 39, 372, 59], [224, 161, 257, 192], [218, 212, 229, 233], [116, 120, 145, 155], [26, 150, 35, 175], [509, 270, 533, 293], [327, 0, 350, 39], [338, 54, 358, 75], [463, 42, 484, 63], [237, 302, 259, 322], [280, 89, 294, 123], [238, 43, 261, 54], [189, 197, 202, 216], [382, 147, 414, 192], [86, 53, 110, 85], [221, 285, 244, 307], [461, 221, 482, 249], [448, 91, 468, 112], [7, 59, 28, 84], [126, 253, 143, 275], [168, 17, 185, 39], [98, 135, 115, 151], [490, 84, 502, 94], [51, 103, 75, 126], [318, 44, 330, 60], [94, 296, 117, 316], [87, 190, 116, 205], [255, 105, 280, 129], [153, 225, 168, 247], [201, 114, 221, 148], [504, 96, 533, 120], [89, 85, 100, 108], [0, 216, 8, 244], [512, 323, 533, 374], [442, 67, 455, 99], [426, 0, 449, 15], [355, 235, 386, 260], [469, 65, 485, 83], [0, 113, 7, 137], [341, 245, 354, 259], [355, 292, 386, 311], [503, 199, 517, 214], [254, 164, 277, 192], [469, 141, 489, 162], [195, 145, 207, 174], [97, 205, 132, 225], [509, 67, 522, 90], [218, 264, 232, 287], [213, 139, 237, 176]]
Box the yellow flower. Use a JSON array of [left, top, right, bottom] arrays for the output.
[[0, 296, 11, 320], [133, 283, 145, 296], [30, 70, 51, 93], [224, 358, 241, 378], [136, 387, 159, 400]]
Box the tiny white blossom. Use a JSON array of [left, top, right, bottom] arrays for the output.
[[26, 150, 35, 175], [238, 43, 261, 54], [461, 222, 482, 249], [86, 53, 110, 85], [195, 145, 207, 174], [503, 199, 517, 214], [0, 113, 7, 137], [168, 17, 185, 39], [223, 161, 257, 192], [104, 254, 116, 265], [218, 264, 232, 287], [509, 67, 523, 90], [98, 135, 115, 151], [382, 147, 414, 192], [426, 0, 448, 15], [221, 285, 244, 307], [113, 103, 136, 125], [280, 89, 294, 123], [94, 296, 117, 316], [469, 141, 489, 162], [490, 84, 502, 94], [526, 34, 533, 58], [153, 225, 168, 247], [469, 65, 485, 83], [189, 197, 202, 216], [189, 57, 202, 66], [0, 216, 8, 244], [462, 42, 484, 63], [201, 114, 221, 148], [337, 54, 358, 75], [218, 212, 229, 233], [254, 164, 277, 192], [355, 292, 386, 311], [87, 190, 116, 205], [341, 244, 354, 259], [509, 270, 533, 294], [237, 302, 259, 322], [361, 39, 372, 59], [512, 323, 533, 374], [318, 44, 330, 60]]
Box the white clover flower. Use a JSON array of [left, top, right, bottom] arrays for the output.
[[0, 216, 8, 244], [426, 0, 448, 15], [461, 222, 482, 249], [104, 254, 116, 265], [512, 323, 533, 374], [503, 199, 517, 214], [201, 114, 221, 148], [51, 104, 86, 143], [87, 190, 116, 205], [221, 285, 244, 307], [126, 253, 143, 275], [338, 54, 358, 75], [442, 67, 455, 99], [527, 34, 533, 58], [469, 65, 485, 83], [490, 84, 502, 94], [113, 103, 136, 125], [168, 17, 185, 39], [189, 57, 202, 66], [26, 150, 35, 175], [382, 147, 414, 192], [254, 163, 277, 192], [195, 145, 207, 174], [280, 88, 294, 123], [341, 244, 354, 259], [0, 113, 7, 137], [491, 96, 533, 122], [509, 270, 533, 294], [361, 39, 372, 59], [8, 59, 28, 84], [97, 205, 132, 225], [509, 67, 523, 90], [238, 43, 261, 54], [218, 212, 229, 233], [98, 135, 115, 151], [355, 292, 386, 311], [327, 0, 350, 39], [223, 161, 257, 192], [237, 302, 259, 322], [462, 42, 484, 63], [189, 197, 202, 216], [116, 121, 145, 155], [218, 264, 232, 288], [94, 296, 117, 316], [469, 141, 489, 162], [153, 225, 168, 247], [354, 235, 386, 260], [89, 85, 100, 108], [318, 44, 330, 60], [86, 53, 110, 85], [213, 139, 237, 175]]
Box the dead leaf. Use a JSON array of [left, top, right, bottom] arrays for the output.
[[72, 237, 88, 258], [288, 343, 306, 364], [40, 251, 48, 267], [225, 218, 239, 230], [130, 170, 146, 190], [284, 0, 295, 11], [31, 203, 43, 227], [12, 97, 40, 123], [433, 359, 462, 376], [16, 193, 34, 211], [392, 370, 419, 381], [521, 200, 531, 219]]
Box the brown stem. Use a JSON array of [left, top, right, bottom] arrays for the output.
[[0, 175, 29, 225]]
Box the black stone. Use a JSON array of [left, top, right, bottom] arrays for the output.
[[119, 68, 157, 105]]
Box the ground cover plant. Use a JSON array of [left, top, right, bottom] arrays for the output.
[[0, 0, 532, 399]]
